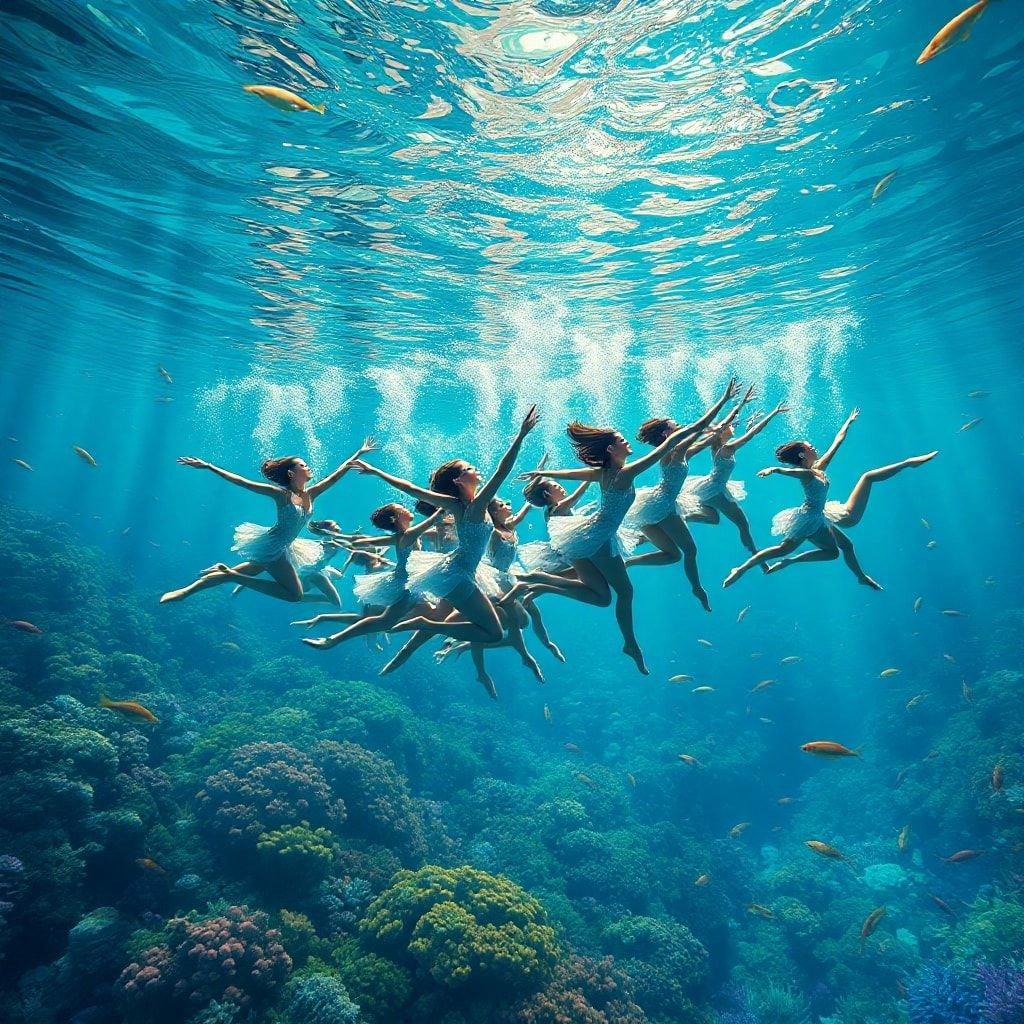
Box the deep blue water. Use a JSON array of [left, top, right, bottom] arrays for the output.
[[1, 1, 1023, 1022]]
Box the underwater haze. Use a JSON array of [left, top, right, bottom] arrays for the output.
[[1, 0, 1024, 1022]]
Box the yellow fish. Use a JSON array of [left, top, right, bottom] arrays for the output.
[[871, 171, 897, 202], [880, 668, 901, 678], [668, 673, 693, 683], [12, 457, 33, 471], [917, 0, 989, 64], [72, 445, 97, 467], [99, 694, 158, 723], [737, 606, 750, 623], [243, 84, 326, 114]]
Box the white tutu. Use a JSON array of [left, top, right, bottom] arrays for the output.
[[405, 549, 502, 600], [547, 487, 640, 562], [233, 522, 308, 566], [771, 500, 845, 542], [515, 540, 569, 574], [682, 475, 747, 505], [353, 568, 411, 607]]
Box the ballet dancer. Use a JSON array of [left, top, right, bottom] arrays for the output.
[[160, 438, 377, 605], [723, 408, 938, 588]]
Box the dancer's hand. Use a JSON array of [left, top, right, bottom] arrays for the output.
[[741, 385, 757, 405], [178, 456, 209, 470], [774, 402, 790, 415], [518, 404, 539, 437], [518, 469, 543, 481], [757, 467, 776, 477], [725, 377, 740, 400], [846, 407, 860, 424], [350, 459, 376, 475], [359, 436, 378, 455]]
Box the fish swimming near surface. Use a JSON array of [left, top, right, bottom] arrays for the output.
[[920, 518, 930, 529], [155, 396, 174, 404], [906, 693, 927, 710], [943, 653, 956, 663], [967, 389, 989, 398], [992, 764, 1003, 792], [697, 639, 713, 648], [802, 740, 861, 758], [12, 457, 33, 471], [939, 849, 985, 863], [694, 873, 711, 887], [941, 609, 964, 617], [917, 0, 990, 64], [10, 620, 43, 634], [693, 686, 715, 694], [780, 656, 802, 665], [668, 673, 693, 683], [860, 906, 886, 948], [871, 170, 897, 202], [243, 84, 326, 114], [926, 539, 938, 549], [136, 857, 167, 875], [72, 445, 97, 467], [778, 796, 796, 806], [99, 695, 159, 723], [880, 668, 901, 678], [737, 606, 750, 623], [157, 365, 173, 384], [221, 642, 242, 652], [959, 417, 984, 432], [929, 893, 956, 917], [747, 903, 775, 920]]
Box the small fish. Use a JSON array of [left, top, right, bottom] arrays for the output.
[[959, 417, 983, 432], [99, 695, 158, 723], [221, 641, 242, 652], [920, 518, 931, 529], [157, 364, 173, 384], [759, 717, 774, 725], [72, 445, 98, 467], [897, 979, 909, 999], [677, 753, 703, 767], [626, 772, 637, 788], [941, 609, 964, 617], [243, 84, 326, 114], [747, 903, 775, 920], [780, 656, 802, 665], [693, 685, 715, 694], [940, 849, 984, 863], [697, 639, 713, 648], [967, 389, 988, 398], [694, 873, 711, 887], [860, 906, 886, 948], [943, 653, 956, 663], [906, 693, 927, 710], [668, 673, 694, 683], [928, 893, 956, 917], [12, 457, 33, 471], [543, 704, 552, 723], [917, 0, 990, 65], [564, 742, 580, 753], [962, 681, 973, 702], [992, 764, 1003, 792], [7, 436, 18, 442], [895, 766, 912, 786], [737, 606, 750, 623], [897, 824, 910, 851], [136, 857, 167, 875], [750, 679, 777, 694], [924, 749, 941, 760], [10, 619, 43, 635], [805, 840, 847, 861], [913, 597, 923, 612], [729, 822, 751, 839], [871, 170, 897, 202], [575, 772, 597, 789], [880, 668, 901, 678], [778, 796, 796, 806], [802, 740, 861, 758], [926, 540, 938, 549], [121, 527, 131, 536], [155, 396, 174, 404]]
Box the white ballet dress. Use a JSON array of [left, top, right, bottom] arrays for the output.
[[626, 458, 701, 527], [291, 538, 341, 584], [771, 473, 845, 542], [681, 449, 747, 508], [232, 498, 312, 567], [353, 542, 415, 607], [485, 530, 519, 592], [547, 482, 639, 561], [406, 517, 502, 600]]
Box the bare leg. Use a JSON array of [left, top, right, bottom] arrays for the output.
[[393, 585, 503, 643], [830, 527, 883, 590], [306, 575, 342, 607], [519, 559, 611, 607], [303, 598, 419, 649], [713, 495, 767, 571], [661, 516, 711, 612], [524, 597, 564, 662], [206, 557, 304, 603], [470, 646, 497, 699], [591, 550, 648, 675], [625, 523, 681, 568], [506, 625, 545, 683], [379, 600, 454, 674], [833, 452, 939, 527], [764, 531, 840, 575], [685, 503, 720, 525], [724, 538, 802, 588], [161, 561, 263, 603]]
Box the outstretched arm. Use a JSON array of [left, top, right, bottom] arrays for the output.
[[350, 461, 461, 513], [404, 508, 443, 544], [520, 466, 599, 482], [817, 408, 859, 470], [757, 466, 814, 480], [342, 533, 398, 550], [683, 378, 740, 438], [622, 421, 705, 482], [506, 450, 548, 526], [177, 457, 282, 498], [729, 402, 790, 451], [476, 405, 540, 508], [308, 436, 377, 499], [555, 481, 591, 514]]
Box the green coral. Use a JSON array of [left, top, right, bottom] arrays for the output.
[[256, 823, 337, 888], [332, 938, 412, 1022], [952, 895, 1024, 961], [361, 865, 560, 993]]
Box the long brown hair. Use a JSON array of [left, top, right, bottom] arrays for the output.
[[261, 456, 302, 489], [567, 422, 617, 468], [776, 440, 812, 466], [430, 459, 469, 498], [636, 417, 672, 447], [370, 503, 405, 531]]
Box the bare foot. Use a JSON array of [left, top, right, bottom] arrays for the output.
[[623, 643, 650, 676], [522, 656, 545, 684], [723, 567, 744, 588], [159, 588, 187, 604], [393, 617, 427, 633], [909, 451, 939, 466], [694, 587, 711, 612], [546, 641, 566, 663], [301, 636, 331, 649], [764, 561, 785, 575], [291, 617, 320, 627], [477, 674, 498, 699], [859, 575, 883, 591]]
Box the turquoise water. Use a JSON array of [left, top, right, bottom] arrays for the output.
[[1, 1, 1023, 1022]]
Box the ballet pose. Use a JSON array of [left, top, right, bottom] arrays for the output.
[[723, 409, 938, 588], [515, 475, 592, 577], [511, 417, 706, 675], [682, 388, 785, 564], [293, 504, 443, 648], [350, 406, 540, 688], [160, 438, 377, 605], [623, 378, 741, 611]]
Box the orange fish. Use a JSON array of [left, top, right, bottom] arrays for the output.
[[747, 903, 775, 920], [136, 857, 167, 875], [940, 849, 984, 863], [805, 840, 847, 861], [99, 695, 159, 723], [917, 1, 990, 65], [992, 764, 1003, 792], [10, 619, 43, 635], [860, 906, 886, 948], [564, 742, 581, 753], [243, 84, 326, 114], [802, 740, 861, 758], [694, 873, 711, 887]]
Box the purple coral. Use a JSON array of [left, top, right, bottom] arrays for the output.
[[115, 905, 291, 1020], [977, 961, 1024, 1024], [908, 964, 982, 1024]]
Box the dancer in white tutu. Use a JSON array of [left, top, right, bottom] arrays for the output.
[[723, 408, 938, 588], [415, 500, 459, 553], [515, 476, 592, 578], [682, 389, 787, 565], [623, 378, 739, 612], [292, 503, 443, 648], [160, 438, 376, 605], [349, 406, 539, 691], [511, 417, 706, 675]]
